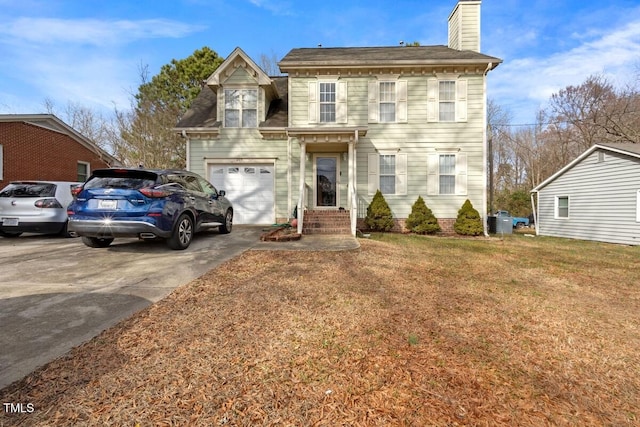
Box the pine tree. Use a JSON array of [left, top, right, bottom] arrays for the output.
[[364, 190, 395, 231], [453, 199, 484, 236], [406, 196, 441, 234]]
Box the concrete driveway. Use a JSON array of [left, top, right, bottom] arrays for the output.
[[0, 225, 264, 390]]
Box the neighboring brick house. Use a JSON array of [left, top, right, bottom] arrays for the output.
[[176, 0, 501, 235], [0, 114, 119, 186]]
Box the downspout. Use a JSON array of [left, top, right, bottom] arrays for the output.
[[482, 62, 493, 237], [297, 141, 306, 234], [182, 130, 191, 171], [350, 130, 358, 236], [287, 136, 292, 221]]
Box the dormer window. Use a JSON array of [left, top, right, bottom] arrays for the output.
[[224, 89, 257, 128]]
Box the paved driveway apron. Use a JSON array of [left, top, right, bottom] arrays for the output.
[[0, 225, 263, 390]]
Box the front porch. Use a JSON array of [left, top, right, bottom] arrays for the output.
[[287, 126, 367, 237]]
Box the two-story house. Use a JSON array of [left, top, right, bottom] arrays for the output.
[[175, 0, 501, 235]]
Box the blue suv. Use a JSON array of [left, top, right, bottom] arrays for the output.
[[68, 168, 233, 250]]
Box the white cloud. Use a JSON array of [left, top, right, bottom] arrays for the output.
[[0, 17, 204, 46], [490, 18, 640, 124]]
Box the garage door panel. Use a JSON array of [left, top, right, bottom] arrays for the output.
[[208, 164, 274, 225]]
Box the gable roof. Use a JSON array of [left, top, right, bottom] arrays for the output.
[[0, 114, 120, 166], [206, 47, 274, 88], [278, 45, 501, 71], [532, 143, 640, 192]]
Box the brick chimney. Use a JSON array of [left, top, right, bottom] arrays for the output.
[[448, 0, 481, 52]]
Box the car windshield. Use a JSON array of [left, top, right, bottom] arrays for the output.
[[84, 170, 158, 190], [0, 183, 56, 197]]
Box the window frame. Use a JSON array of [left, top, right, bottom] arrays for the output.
[[426, 152, 467, 196], [378, 81, 396, 123], [77, 161, 90, 182], [438, 81, 456, 122], [438, 153, 456, 194], [367, 151, 407, 196], [555, 196, 570, 219], [224, 88, 258, 128], [427, 77, 467, 123], [319, 82, 336, 123]]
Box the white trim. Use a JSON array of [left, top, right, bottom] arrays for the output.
[[77, 161, 90, 182], [555, 195, 570, 219], [637, 190, 640, 223]]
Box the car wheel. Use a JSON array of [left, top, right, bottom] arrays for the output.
[[219, 209, 233, 234], [82, 236, 114, 248], [515, 222, 525, 229], [0, 230, 22, 238], [168, 213, 193, 250]]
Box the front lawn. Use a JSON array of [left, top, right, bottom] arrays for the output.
[[1, 234, 638, 426]]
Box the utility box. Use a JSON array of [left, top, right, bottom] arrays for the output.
[[496, 216, 513, 234], [487, 216, 497, 233]]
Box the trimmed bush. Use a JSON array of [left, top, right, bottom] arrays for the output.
[[364, 190, 394, 231], [406, 196, 441, 235], [454, 199, 484, 236]]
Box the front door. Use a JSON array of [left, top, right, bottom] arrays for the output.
[[315, 155, 339, 208]]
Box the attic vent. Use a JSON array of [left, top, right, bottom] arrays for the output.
[[598, 151, 605, 163]]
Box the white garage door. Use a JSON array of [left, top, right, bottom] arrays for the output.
[[208, 164, 275, 225]]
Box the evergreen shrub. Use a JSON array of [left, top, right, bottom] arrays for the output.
[[405, 196, 441, 234], [364, 190, 394, 231], [453, 199, 484, 236]]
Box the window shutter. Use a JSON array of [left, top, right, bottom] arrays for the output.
[[368, 81, 378, 123], [368, 153, 379, 195], [397, 80, 408, 123], [308, 82, 318, 123], [427, 153, 438, 195], [336, 80, 348, 123], [455, 152, 467, 195], [456, 79, 468, 122], [396, 153, 407, 195], [427, 79, 438, 122]]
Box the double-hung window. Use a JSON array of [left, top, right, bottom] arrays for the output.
[[438, 154, 456, 194], [427, 77, 467, 122], [438, 81, 456, 122], [379, 82, 396, 123], [225, 89, 257, 128], [319, 82, 336, 123], [77, 162, 89, 182], [427, 152, 467, 196], [556, 196, 569, 218], [368, 80, 407, 123], [309, 80, 347, 124], [379, 155, 396, 194], [367, 152, 407, 195]]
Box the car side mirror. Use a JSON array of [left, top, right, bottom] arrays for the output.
[[218, 190, 226, 197]]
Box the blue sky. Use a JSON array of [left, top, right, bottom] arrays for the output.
[[1, 0, 639, 126]]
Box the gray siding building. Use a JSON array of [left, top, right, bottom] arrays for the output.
[[532, 143, 640, 246]]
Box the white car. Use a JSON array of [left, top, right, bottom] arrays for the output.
[[0, 181, 81, 237]]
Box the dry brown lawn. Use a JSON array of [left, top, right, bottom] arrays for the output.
[[1, 234, 639, 426]]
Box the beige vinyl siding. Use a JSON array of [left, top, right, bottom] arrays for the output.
[[537, 149, 640, 245], [448, 1, 480, 52], [287, 73, 486, 220], [188, 130, 289, 221]]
